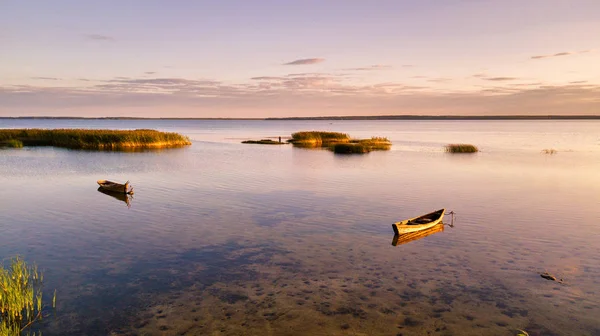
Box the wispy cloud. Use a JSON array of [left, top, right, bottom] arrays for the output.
[[483, 77, 520, 81], [343, 64, 393, 71], [144, 71, 156, 75], [531, 49, 593, 59], [30, 77, 61, 81], [427, 78, 452, 83], [283, 58, 325, 65], [85, 34, 114, 41]]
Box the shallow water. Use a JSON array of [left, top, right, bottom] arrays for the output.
[[1, 119, 599, 335]]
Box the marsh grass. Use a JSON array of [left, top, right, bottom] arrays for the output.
[[1, 257, 55, 336], [0, 140, 23, 148], [0, 129, 191, 150], [445, 144, 479, 153], [541, 149, 557, 154], [242, 139, 286, 145], [290, 131, 350, 146], [290, 132, 391, 154]]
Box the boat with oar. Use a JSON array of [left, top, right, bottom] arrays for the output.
[[392, 223, 444, 246], [392, 208, 445, 235], [97, 180, 134, 194]]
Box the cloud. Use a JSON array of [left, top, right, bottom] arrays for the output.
[[569, 80, 587, 84], [343, 64, 393, 71], [2, 76, 599, 117], [283, 58, 325, 65], [144, 71, 156, 75], [30, 77, 61, 81], [531, 49, 593, 59], [427, 78, 452, 83], [85, 34, 114, 41], [483, 77, 520, 81]]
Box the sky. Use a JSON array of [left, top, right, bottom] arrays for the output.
[[1, 0, 599, 118]]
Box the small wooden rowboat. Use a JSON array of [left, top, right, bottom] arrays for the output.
[[97, 180, 134, 194], [392, 223, 444, 246], [392, 209, 445, 235]]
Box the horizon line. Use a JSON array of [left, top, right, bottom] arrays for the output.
[[1, 115, 600, 121]]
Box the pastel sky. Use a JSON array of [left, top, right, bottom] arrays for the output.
[[1, 0, 599, 117]]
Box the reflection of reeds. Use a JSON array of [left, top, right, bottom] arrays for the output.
[[541, 149, 557, 154], [0, 139, 23, 148], [0, 129, 191, 150], [1, 257, 55, 334], [445, 144, 478, 153]]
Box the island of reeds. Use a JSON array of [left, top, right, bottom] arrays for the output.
[[0, 129, 191, 150], [288, 131, 391, 154], [445, 143, 479, 153]]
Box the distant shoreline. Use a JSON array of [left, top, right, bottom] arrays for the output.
[[1, 115, 599, 120]]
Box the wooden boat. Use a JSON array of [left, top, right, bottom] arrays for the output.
[[392, 209, 445, 235], [392, 223, 444, 246], [97, 180, 134, 194]]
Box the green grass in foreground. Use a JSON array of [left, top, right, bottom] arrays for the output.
[[1, 257, 55, 336], [445, 144, 479, 153], [242, 139, 286, 145], [0, 129, 191, 150], [0, 139, 23, 148]]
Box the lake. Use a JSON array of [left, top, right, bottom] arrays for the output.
[[1, 119, 599, 336]]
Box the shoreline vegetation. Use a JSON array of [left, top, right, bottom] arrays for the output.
[[0, 129, 191, 150], [288, 131, 392, 154]]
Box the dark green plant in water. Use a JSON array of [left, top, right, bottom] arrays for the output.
[[445, 144, 479, 153], [1, 257, 55, 336]]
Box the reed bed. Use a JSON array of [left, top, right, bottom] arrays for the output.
[[445, 144, 479, 153], [541, 149, 557, 154], [0, 129, 191, 150], [289, 131, 350, 146], [289, 132, 391, 154], [1, 257, 54, 335]]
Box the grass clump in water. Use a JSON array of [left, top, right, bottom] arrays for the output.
[[0, 139, 23, 148], [541, 149, 557, 154], [289, 131, 350, 147], [0, 129, 191, 150], [242, 139, 286, 145], [1, 257, 55, 336], [290, 131, 391, 154], [445, 144, 479, 153]]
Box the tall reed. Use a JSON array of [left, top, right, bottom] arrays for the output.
[[1, 257, 55, 336]]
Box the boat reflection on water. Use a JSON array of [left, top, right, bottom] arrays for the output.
[[391, 223, 444, 246], [97, 187, 133, 208]]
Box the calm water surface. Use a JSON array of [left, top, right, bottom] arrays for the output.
[[1, 120, 599, 336]]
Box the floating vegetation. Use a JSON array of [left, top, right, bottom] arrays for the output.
[[1, 256, 55, 336], [541, 149, 557, 154], [445, 144, 479, 153], [0, 139, 23, 148], [289, 131, 350, 146], [0, 129, 191, 150], [289, 131, 391, 154], [242, 139, 286, 145]]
